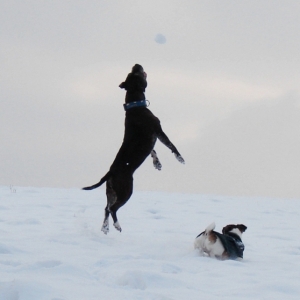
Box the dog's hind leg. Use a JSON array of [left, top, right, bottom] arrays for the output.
[[101, 179, 118, 234], [110, 202, 123, 232], [157, 131, 185, 164], [151, 149, 162, 170], [101, 206, 110, 234], [109, 180, 133, 233]]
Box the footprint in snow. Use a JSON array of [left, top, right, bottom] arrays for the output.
[[147, 209, 163, 219]]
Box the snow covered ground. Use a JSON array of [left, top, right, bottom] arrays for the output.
[[0, 186, 300, 300]]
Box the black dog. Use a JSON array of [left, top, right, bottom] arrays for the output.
[[83, 64, 184, 234]]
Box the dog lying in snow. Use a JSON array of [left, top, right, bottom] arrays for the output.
[[194, 222, 247, 260], [83, 64, 184, 234]]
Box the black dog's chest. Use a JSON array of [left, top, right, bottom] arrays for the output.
[[125, 109, 160, 137]]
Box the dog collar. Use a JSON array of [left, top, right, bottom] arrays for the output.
[[123, 100, 148, 111]]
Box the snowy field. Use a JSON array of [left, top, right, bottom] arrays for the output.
[[0, 186, 300, 300]]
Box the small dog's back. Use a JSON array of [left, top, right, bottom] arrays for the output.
[[194, 222, 226, 259]]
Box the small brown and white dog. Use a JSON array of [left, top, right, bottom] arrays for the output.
[[194, 222, 247, 260]]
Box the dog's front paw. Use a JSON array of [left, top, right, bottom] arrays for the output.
[[151, 149, 162, 170], [175, 154, 185, 164], [153, 159, 162, 171]]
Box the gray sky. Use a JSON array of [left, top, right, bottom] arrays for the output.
[[1, 0, 300, 198]]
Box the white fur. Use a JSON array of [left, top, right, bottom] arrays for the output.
[[101, 219, 109, 234], [175, 153, 185, 164], [113, 221, 122, 232], [193, 222, 215, 252], [228, 228, 242, 239], [205, 222, 216, 232], [194, 222, 224, 258], [151, 150, 162, 170]]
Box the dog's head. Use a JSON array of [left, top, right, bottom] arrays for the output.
[[132, 64, 143, 73], [119, 64, 147, 91], [222, 224, 247, 235], [132, 64, 147, 78]]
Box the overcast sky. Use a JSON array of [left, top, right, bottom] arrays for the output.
[[1, 0, 300, 198]]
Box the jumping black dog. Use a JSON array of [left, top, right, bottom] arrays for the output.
[[83, 64, 184, 234]]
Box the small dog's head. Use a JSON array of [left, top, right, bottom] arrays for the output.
[[222, 224, 247, 235]]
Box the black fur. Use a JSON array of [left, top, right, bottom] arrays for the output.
[[83, 64, 184, 234], [214, 231, 245, 259]]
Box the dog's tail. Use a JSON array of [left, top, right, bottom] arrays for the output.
[[82, 171, 111, 190], [205, 222, 216, 233]]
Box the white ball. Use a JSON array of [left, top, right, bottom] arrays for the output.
[[155, 34, 166, 44]]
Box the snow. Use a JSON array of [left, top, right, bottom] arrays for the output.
[[1, 186, 300, 299]]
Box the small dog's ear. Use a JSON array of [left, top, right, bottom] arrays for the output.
[[237, 224, 247, 232], [222, 225, 234, 234]]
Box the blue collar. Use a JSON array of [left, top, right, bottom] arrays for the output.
[[123, 100, 147, 111]]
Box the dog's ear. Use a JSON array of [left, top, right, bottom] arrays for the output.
[[222, 225, 235, 234], [237, 224, 247, 233], [119, 82, 127, 89]]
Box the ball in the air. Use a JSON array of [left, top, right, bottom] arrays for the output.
[[155, 34, 167, 44]]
